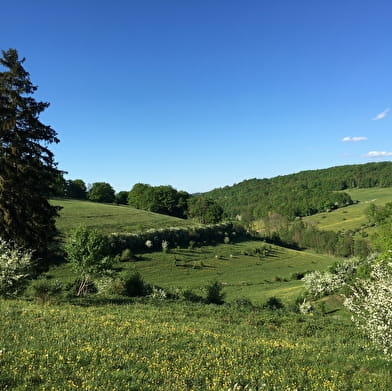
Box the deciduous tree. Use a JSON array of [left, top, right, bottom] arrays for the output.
[[88, 182, 115, 203]]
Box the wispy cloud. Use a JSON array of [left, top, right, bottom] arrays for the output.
[[366, 151, 392, 157], [373, 108, 390, 120], [342, 136, 367, 142]]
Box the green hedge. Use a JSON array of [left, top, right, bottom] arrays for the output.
[[109, 222, 247, 254]]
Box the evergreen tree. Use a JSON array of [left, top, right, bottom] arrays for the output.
[[0, 49, 61, 261]]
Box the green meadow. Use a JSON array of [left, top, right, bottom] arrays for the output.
[[1, 299, 391, 391], [51, 199, 196, 236], [3, 196, 392, 390], [47, 240, 338, 305], [304, 187, 392, 232]]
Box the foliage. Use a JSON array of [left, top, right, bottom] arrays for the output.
[[119, 248, 133, 262], [64, 179, 87, 199], [345, 262, 392, 358], [258, 216, 371, 259], [264, 296, 285, 310], [187, 196, 224, 224], [123, 271, 149, 297], [161, 239, 169, 252], [128, 183, 190, 218], [205, 162, 392, 221], [65, 226, 114, 296], [372, 218, 392, 259], [30, 278, 62, 303], [88, 182, 115, 203], [109, 222, 247, 254], [0, 49, 61, 260], [205, 280, 225, 304], [0, 238, 34, 297], [303, 256, 376, 299], [114, 191, 129, 205]]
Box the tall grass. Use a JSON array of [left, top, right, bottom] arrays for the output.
[[1, 300, 391, 390]]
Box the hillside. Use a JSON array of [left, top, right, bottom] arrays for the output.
[[204, 162, 392, 221], [47, 239, 339, 304], [51, 199, 196, 236], [304, 187, 392, 233]]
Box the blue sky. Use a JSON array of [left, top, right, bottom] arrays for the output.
[[2, 0, 392, 193]]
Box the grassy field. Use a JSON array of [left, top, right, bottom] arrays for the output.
[[51, 199, 196, 236], [1, 299, 391, 391], [304, 187, 392, 232], [3, 196, 392, 390], [47, 240, 339, 305]]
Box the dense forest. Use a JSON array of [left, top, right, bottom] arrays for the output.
[[205, 162, 392, 221]]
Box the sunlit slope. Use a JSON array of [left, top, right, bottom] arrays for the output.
[[51, 199, 196, 235], [48, 239, 339, 304], [304, 187, 392, 232]]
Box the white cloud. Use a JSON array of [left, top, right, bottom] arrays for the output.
[[373, 108, 390, 120], [366, 151, 392, 157], [342, 136, 367, 142]]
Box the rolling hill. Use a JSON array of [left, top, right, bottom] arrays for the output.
[[51, 199, 196, 236], [204, 161, 392, 221]]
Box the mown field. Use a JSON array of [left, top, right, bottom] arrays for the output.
[[1, 299, 391, 391], [51, 199, 196, 236], [304, 187, 392, 233]]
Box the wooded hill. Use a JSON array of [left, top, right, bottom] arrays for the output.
[[204, 162, 392, 221]]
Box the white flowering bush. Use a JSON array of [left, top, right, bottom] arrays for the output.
[[151, 286, 167, 300], [161, 240, 169, 253], [299, 299, 314, 314], [303, 256, 376, 299], [344, 262, 392, 358], [0, 238, 34, 297], [302, 270, 344, 299]]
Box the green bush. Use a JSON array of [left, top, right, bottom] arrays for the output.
[[205, 280, 225, 305], [30, 279, 63, 303], [120, 248, 134, 262], [65, 226, 114, 296], [264, 296, 284, 310], [181, 289, 204, 303], [123, 272, 150, 297]]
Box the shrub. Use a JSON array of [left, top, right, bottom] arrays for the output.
[[182, 289, 204, 303], [161, 240, 169, 253], [264, 296, 284, 310], [303, 256, 376, 299], [120, 248, 133, 262], [302, 270, 344, 299], [298, 299, 314, 315], [0, 238, 34, 298], [344, 261, 392, 358], [65, 226, 114, 296], [150, 286, 167, 300], [205, 280, 225, 305], [30, 278, 62, 303], [123, 272, 149, 297], [231, 297, 254, 309]]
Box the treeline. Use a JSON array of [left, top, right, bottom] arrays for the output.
[[109, 222, 247, 254], [54, 178, 224, 224], [255, 215, 371, 259], [205, 162, 392, 221]]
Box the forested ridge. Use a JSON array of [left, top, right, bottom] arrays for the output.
[[205, 162, 392, 221]]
